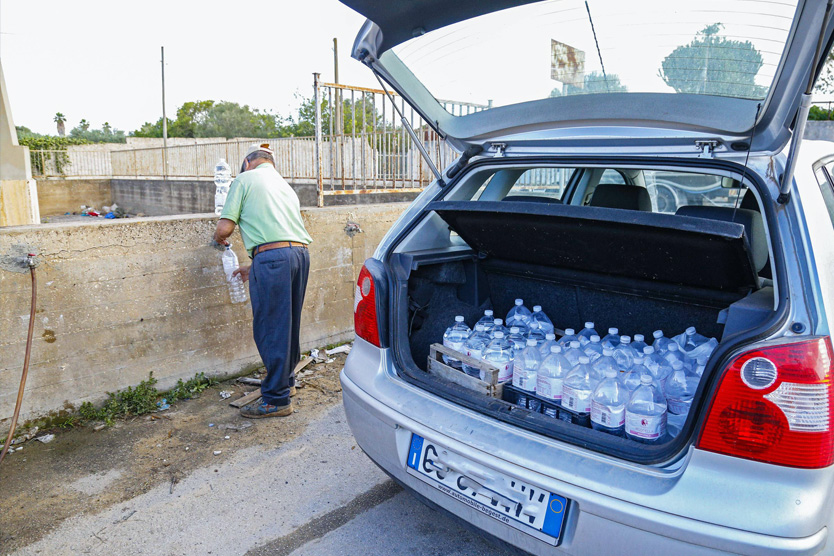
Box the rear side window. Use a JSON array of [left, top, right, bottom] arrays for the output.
[[813, 159, 834, 228], [643, 170, 744, 214], [506, 168, 574, 201]]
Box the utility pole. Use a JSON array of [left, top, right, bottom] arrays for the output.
[[161, 46, 168, 179], [333, 38, 341, 136]]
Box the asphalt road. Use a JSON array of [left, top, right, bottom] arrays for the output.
[[14, 404, 516, 556]]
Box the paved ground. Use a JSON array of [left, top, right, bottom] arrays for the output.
[[2, 361, 516, 556]]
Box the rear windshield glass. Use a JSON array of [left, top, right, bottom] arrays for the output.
[[389, 0, 799, 113]]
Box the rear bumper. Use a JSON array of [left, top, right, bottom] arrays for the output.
[[341, 369, 828, 556]]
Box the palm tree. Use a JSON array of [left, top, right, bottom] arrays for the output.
[[54, 112, 66, 136]]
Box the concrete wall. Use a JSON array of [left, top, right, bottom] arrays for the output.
[[805, 121, 834, 142], [36, 178, 112, 216], [0, 203, 408, 424]]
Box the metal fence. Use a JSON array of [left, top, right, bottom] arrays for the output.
[[30, 149, 111, 178]]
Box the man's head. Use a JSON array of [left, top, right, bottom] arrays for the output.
[[241, 143, 275, 172]]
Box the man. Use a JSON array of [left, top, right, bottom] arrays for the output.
[[213, 143, 312, 418]]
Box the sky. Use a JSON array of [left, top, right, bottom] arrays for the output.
[[0, 0, 376, 135]]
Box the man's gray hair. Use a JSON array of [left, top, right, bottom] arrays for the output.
[[245, 150, 275, 166]]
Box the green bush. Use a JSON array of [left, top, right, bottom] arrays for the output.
[[809, 105, 834, 121]]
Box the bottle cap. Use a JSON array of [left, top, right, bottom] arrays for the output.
[[494, 331, 505, 338], [455, 315, 465, 322], [475, 324, 485, 331], [621, 335, 631, 343], [672, 360, 684, 370], [565, 328, 575, 335], [603, 348, 614, 356], [653, 330, 663, 339], [550, 345, 562, 353], [585, 321, 594, 328], [570, 341, 580, 348], [640, 374, 653, 384], [590, 334, 600, 342], [527, 339, 537, 347], [633, 356, 644, 364], [579, 355, 590, 364], [634, 334, 644, 342], [511, 327, 520, 334], [485, 309, 493, 316], [546, 333, 556, 340], [533, 305, 542, 312], [643, 346, 655, 354], [668, 342, 678, 351], [608, 327, 618, 335], [686, 326, 696, 335], [515, 298, 523, 306], [494, 318, 503, 325]]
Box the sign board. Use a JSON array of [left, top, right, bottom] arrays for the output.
[[551, 40, 585, 88]]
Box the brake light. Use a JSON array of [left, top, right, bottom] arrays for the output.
[[354, 265, 380, 347], [698, 337, 834, 468]]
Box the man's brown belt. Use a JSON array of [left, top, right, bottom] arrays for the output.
[[253, 241, 308, 257]]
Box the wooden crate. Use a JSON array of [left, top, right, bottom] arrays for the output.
[[428, 343, 504, 398]]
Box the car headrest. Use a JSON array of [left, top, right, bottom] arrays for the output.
[[740, 188, 759, 211], [590, 184, 652, 211], [675, 206, 767, 272]]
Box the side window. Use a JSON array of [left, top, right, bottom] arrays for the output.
[[505, 168, 575, 201], [814, 160, 834, 227], [600, 169, 626, 184], [643, 170, 735, 214]]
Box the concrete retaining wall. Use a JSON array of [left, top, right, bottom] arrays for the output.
[[0, 203, 407, 423], [36, 178, 112, 216], [805, 120, 834, 142]]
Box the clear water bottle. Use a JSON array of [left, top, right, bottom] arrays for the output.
[[583, 334, 604, 362], [577, 322, 598, 345], [483, 331, 514, 382], [513, 339, 541, 393], [563, 340, 585, 367], [506, 298, 532, 328], [462, 324, 490, 377], [528, 305, 554, 334], [490, 318, 509, 339], [592, 347, 618, 383], [538, 333, 558, 359], [619, 356, 652, 391], [507, 326, 527, 359], [527, 327, 547, 347], [214, 158, 232, 215], [558, 328, 578, 347], [537, 345, 571, 402], [664, 342, 690, 372], [652, 330, 673, 354], [643, 345, 672, 390], [442, 316, 471, 369], [562, 355, 595, 413], [601, 327, 620, 350], [612, 335, 636, 370], [631, 334, 648, 353], [625, 375, 667, 444], [665, 360, 699, 438], [591, 368, 629, 435], [476, 309, 495, 331], [222, 245, 247, 303]]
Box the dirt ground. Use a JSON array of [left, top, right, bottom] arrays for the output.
[[0, 354, 347, 554]]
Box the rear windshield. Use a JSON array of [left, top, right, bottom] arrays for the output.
[[388, 0, 799, 113]]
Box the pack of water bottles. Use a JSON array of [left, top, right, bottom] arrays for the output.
[[441, 299, 719, 442]]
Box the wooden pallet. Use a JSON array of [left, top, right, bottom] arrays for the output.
[[428, 343, 504, 398]]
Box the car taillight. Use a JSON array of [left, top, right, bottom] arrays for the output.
[[698, 337, 834, 469], [354, 265, 381, 347]]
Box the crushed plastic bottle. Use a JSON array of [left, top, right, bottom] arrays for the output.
[[214, 158, 232, 215], [222, 245, 247, 304], [583, 334, 604, 362], [513, 339, 542, 393], [506, 298, 532, 328], [676, 326, 719, 368], [462, 324, 491, 377], [538, 333, 558, 359], [612, 335, 636, 370], [562, 355, 595, 413], [442, 316, 471, 369], [625, 375, 667, 444], [591, 368, 629, 436], [563, 340, 585, 367], [483, 331, 514, 382], [631, 334, 648, 354], [577, 322, 598, 346], [528, 305, 554, 334], [558, 328, 578, 347], [601, 328, 620, 350], [652, 330, 673, 354], [537, 345, 571, 402]]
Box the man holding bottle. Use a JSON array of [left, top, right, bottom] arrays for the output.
[[212, 143, 312, 418]]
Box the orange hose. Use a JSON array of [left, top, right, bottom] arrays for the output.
[[0, 258, 37, 465]]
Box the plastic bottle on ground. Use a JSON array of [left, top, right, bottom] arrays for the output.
[[537, 345, 571, 402], [462, 324, 490, 377], [513, 339, 542, 393], [221, 245, 247, 304], [592, 347, 619, 384], [506, 298, 532, 328], [652, 330, 673, 354], [558, 328, 578, 347], [490, 318, 509, 339], [601, 328, 620, 350], [625, 375, 668, 444], [214, 158, 232, 215], [482, 331, 514, 382], [528, 305, 554, 334], [563, 340, 585, 367], [577, 321, 598, 346], [631, 334, 648, 354], [562, 356, 595, 413], [583, 334, 604, 362], [591, 368, 629, 436], [442, 316, 471, 369], [538, 333, 558, 359]]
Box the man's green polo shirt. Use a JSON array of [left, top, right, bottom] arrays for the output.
[[220, 163, 313, 257]]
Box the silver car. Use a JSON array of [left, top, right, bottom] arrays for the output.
[[340, 1, 834, 554]]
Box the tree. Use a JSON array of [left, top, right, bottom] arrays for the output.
[[77, 119, 90, 132], [814, 51, 834, 94], [549, 71, 628, 97], [132, 100, 285, 139], [54, 112, 66, 136], [69, 120, 127, 143], [658, 23, 766, 99]]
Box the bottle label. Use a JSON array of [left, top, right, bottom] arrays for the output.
[[591, 401, 625, 427], [562, 385, 591, 413], [443, 338, 464, 352], [666, 397, 691, 415], [626, 411, 667, 440], [466, 348, 483, 361], [536, 376, 563, 400], [512, 368, 536, 392], [492, 361, 513, 382]]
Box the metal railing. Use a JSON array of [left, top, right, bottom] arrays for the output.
[[30, 149, 112, 178]]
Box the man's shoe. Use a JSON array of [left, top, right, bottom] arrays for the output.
[[240, 401, 293, 419], [290, 386, 297, 397]]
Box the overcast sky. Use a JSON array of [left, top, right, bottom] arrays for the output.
[[0, 0, 376, 135]]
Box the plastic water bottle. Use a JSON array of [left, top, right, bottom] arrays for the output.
[[563, 341, 585, 367], [631, 334, 648, 354], [506, 298, 532, 328], [513, 339, 541, 393], [442, 316, 471, 369], [222, 245, 247, 303], [577, 322, 598, 345], [619, 356, 652, 391], [664, 342, 690, 372], [538, 333, 558, 359], [612, 335, 636, 370], [483, 331, 513, 382], [537, 345, 571, 402], [592, 347, 619, 383], [558, 328, 578, 347], [652, 330, 673, 354], [665, 361, 699, 437], [462, 324, 490, 377], [625, 375, 667, 443], [528, 305, 554, 334], [643, 345, 672, 389], [601, 327, 620, 350], [490, 318, 509, 339], [583, 334, 604, 362], [214, 158, 232, 215], [591, 368, 629, 436], [507, 326, 527, 359], [562, 355, 595, 413], [476, 309, 495, 331], [527, 327, 547, 347]]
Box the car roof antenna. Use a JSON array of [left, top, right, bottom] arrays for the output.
[[732, 102, 762, 221], [585, 1, 609, 92]]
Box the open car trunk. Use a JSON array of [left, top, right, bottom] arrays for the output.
[[392, 201, 775, 463]]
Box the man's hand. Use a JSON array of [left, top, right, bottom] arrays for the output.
[[213, 218, 236, 248], [233, 265, 251, 283]]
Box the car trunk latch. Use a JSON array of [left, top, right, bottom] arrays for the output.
[[695, 140, 719, 159], [490, 143, 507, 157]]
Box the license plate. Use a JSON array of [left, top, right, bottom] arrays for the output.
[[405, 434, 568, 545]]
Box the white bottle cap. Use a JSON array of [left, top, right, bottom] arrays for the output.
[[515, 298, 523, 306], [550, 345, 562, 353], [494, 318, 503, 325], [533, 305, 542, 312], [608, 327, 618, 335], [672, 360, 684, 370], [579, 355, 590, 364], [494, 331, 505, 338], [485, 309, 494, 316], [565, 328, 575, 335], [643, 346, 655, 354], [668, 343, 678, 351], [604, 368, 618, 379], [686, 326, 696, 335], [621, 335, 631, 343], [570, 341, 580, 348], [585, 322, 594, 329], [455, 315, 465, 322], [634, 356, 644, 364], [590, 334, 600, 342], [653, 330, 663, 339], [634, 334, 644, 342], [603, 348, 614, 356], [640, 374, 653, 384], [527, 339, 537, 347], [546, 333, 556, 340], [511, 326, 520, 334], [475, 324, 485, 331]]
